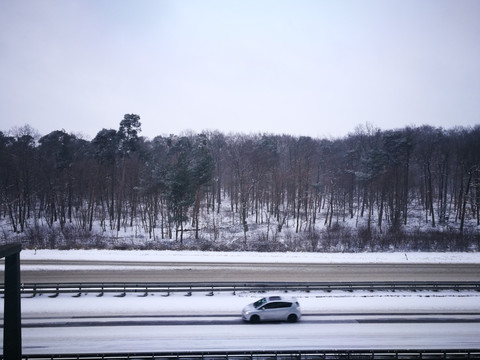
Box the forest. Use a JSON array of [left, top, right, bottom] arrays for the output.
[[1, 115, 479, 252]]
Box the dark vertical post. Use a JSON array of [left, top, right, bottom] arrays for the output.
[[4, 251, 21, 360]]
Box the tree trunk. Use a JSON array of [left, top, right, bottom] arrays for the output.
[[460, 170, 472, 233]]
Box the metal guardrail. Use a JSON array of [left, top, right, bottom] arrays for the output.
[[11, 349, 480, 360], [1, 281, 479, 297]]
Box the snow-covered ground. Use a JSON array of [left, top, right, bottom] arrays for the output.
[[19, 249, 480, 265], [1, 250, 480, 353], [7, 250, 480, 317], [7, 290, 480, 353], [14, 289, 480, 318]]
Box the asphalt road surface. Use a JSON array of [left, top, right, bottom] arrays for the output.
[[7, 259, 480, 283]]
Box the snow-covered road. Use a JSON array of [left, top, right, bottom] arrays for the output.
[[1, 250, 480, 353], [19, 321, 480, 353], [7, 250, 480, 283], [2, 289, 480, 354]]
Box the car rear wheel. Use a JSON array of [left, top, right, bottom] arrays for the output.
[[250, 315, 260, 323], [287, 314, 298, 323]]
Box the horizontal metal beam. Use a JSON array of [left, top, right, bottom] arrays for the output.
[[1, 280, 479, 297], [10, 348, 480, 360]]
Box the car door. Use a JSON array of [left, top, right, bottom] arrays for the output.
[[260, 302, 283, 320], [276, 302, 294, 319]]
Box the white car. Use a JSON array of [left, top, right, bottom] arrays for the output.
[[242, 296, 301, 323]]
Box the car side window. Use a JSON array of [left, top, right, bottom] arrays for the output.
[[262, 303, 277, 310], [260, 301, 294, 310]]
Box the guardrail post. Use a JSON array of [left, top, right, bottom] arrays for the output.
[[97, 284, 104, 297], [116, 285, 126, 297], [49, 286, 59, 298], [73, 285, 82, 297]]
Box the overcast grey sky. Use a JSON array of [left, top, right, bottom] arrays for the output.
[[1, 0, 479, 140]]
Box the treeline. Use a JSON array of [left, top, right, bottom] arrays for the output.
[[1, 116, 479, 251]]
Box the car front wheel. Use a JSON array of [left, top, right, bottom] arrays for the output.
[[250, 314, 260, 323]]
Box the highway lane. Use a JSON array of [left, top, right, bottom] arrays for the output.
[[9, 316, 480, 354], [6, 260, 480, 282]]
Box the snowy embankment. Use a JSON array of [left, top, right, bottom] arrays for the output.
[[5, 250, 480, 318], [19, 249, 480, 265]]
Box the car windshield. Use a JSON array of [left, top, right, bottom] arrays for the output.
[[253, 298, 267, 309]]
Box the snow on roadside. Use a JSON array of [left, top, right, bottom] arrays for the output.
[[3, 250, 478, 319], [18, 249, 480, 264], [9, 290, 480, 318]]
